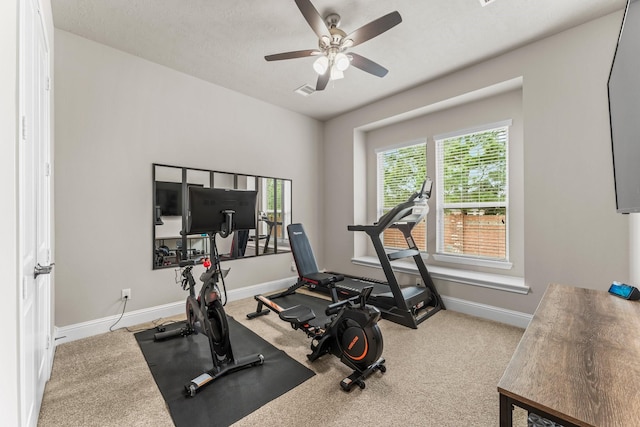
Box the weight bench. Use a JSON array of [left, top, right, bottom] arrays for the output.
[[247, 223, 346, 321], [288, 223, 344, 296]]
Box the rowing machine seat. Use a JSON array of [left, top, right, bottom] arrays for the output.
[[279, 305, 316, 325]]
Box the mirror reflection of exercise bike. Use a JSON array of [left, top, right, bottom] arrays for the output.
[[247, 278, 386, 391], [154, 187, 264, 397]]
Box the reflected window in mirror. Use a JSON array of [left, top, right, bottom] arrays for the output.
[[255, 178, 292, 255]]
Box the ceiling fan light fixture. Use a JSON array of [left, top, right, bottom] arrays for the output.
[[330, 67, 344, 81], [265, 0, 402, 91], [334, 52, 350, 71], [313, 55, 329, 74]]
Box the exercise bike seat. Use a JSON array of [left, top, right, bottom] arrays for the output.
[[279, 305, 316, 325]]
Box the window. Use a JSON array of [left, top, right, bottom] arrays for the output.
[[376, 141, 427, 251], [263, 178, 291, 241], [435, 120, 510, 261]]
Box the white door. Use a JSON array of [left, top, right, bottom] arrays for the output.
[[19, 0, 52, 426]]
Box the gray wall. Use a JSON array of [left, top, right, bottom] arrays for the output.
[[322, 11, 629, 315], [54, 30, 324, 327]]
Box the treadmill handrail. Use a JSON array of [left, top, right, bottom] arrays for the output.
[[350, 178, 433, 233], [348, 195, 424, 233]]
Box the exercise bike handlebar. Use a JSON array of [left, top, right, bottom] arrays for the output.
[[178, 255, 209, 268], [178, 257, 208, 291]]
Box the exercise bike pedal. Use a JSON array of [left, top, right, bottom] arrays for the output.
[[154, 326, 190, 341]]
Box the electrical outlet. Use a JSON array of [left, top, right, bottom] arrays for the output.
[[291, 261, 297, 272], [121, 288, 131, 300]]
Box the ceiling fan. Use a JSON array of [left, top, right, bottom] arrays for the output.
[[265, 0, 402, 91]]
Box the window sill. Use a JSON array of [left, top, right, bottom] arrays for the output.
[[350, 255, 529, 295], [432, 253, 512, 270]]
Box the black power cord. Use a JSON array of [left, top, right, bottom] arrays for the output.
[[109, 295, 128, 332], [108, 296, 183, 333]]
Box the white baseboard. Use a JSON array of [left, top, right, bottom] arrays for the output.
[[54, 277, 531, 345], [441, 295, 532, 329], [54, 276, 296, 345]]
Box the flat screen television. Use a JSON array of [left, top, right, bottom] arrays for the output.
[[155, 181, 182, 216], [155, 181, 203, 216], [608, 0, 640, 213], [186, 187, 258, 235]]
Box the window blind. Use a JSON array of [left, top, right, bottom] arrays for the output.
[[435, 123, 509, 260], [376, 141, 427, 250]]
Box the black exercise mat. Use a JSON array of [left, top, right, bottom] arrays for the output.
[[135, 316, 315, 427]]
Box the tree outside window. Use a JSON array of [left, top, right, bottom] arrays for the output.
[[377, 142, 427, 251], [436, 124, 509, 260]]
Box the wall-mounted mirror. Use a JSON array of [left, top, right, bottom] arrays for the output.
[[153, 164, 292, 269]]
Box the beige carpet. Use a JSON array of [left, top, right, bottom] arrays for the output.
[[39, 293, 528, 426]]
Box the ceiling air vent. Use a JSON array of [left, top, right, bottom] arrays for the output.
[[295, 84, 316, 96], [479, 0, 497, 6]]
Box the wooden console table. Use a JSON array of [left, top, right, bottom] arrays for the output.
[[498, 283, 640, 427]]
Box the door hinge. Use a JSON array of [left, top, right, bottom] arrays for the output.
[[45, 163, 51, 177], [22, 277, 27, 299], [46, 249, 51, 264], [45, 76, 50, 91], [46, 335, 51, 350], [21, 116, 26, 140]]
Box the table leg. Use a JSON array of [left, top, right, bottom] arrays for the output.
[[500, 393, 513, 427]]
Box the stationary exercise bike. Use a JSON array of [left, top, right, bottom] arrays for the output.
[[154, 187, 264, 397], [247, 280, 386, 391]]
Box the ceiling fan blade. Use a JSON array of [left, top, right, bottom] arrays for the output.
[[295, 0, 328, 39], [345, 11, 402, 47], [349, 53, 389, 77], [316, 72, 330, 91], [265, 49, 321, 61]]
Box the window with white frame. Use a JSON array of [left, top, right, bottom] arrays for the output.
[[262, 178, 291, 242], [434, 120, 511, 262], [376, 141, 427, 251]]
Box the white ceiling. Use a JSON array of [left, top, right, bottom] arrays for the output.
[[52, 0, 625, 121]]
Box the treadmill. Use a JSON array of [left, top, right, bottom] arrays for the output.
[[346, 178, 444, 328], [288, 178, 445, 329]]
